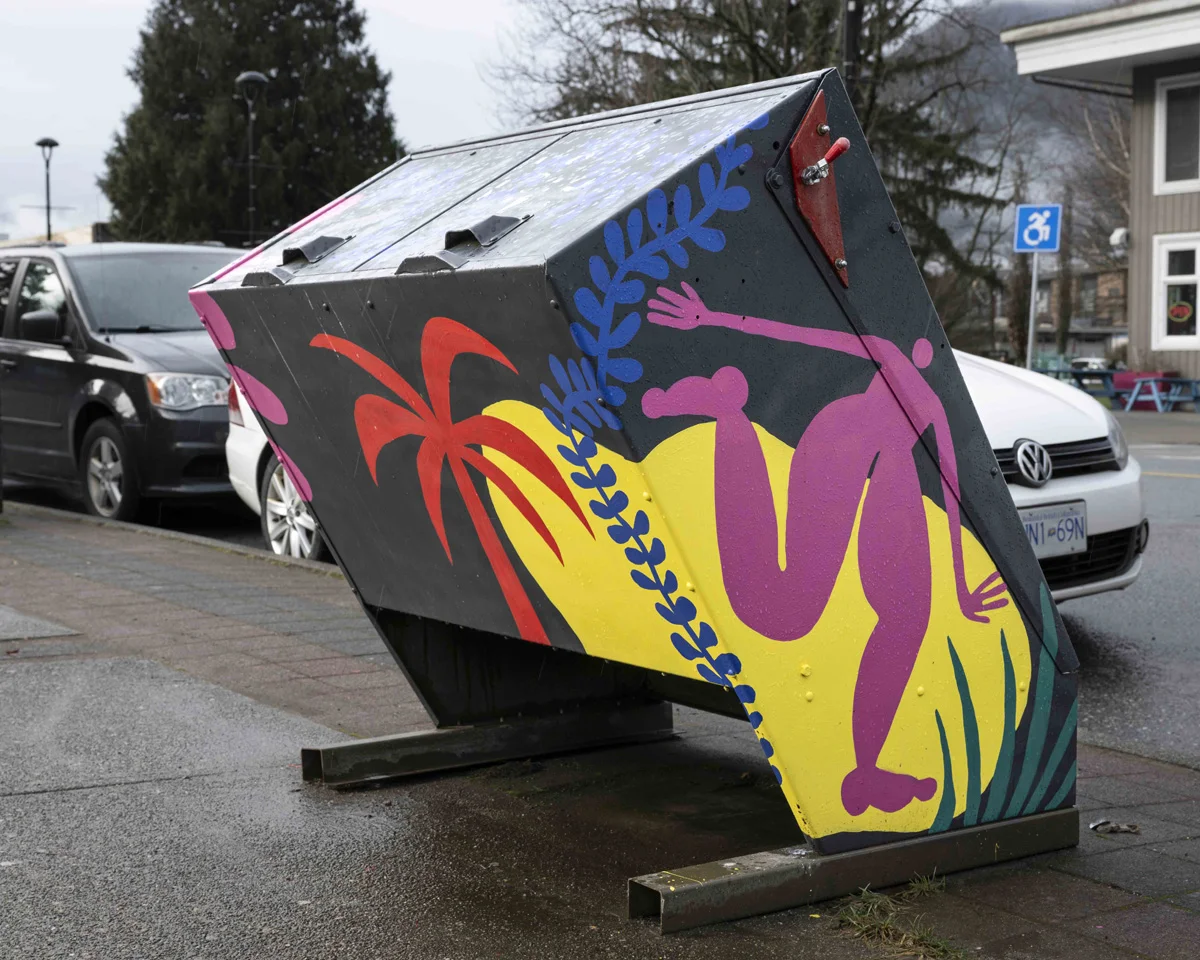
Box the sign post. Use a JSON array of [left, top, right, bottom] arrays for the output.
[[1014, 204, 1062, 369]]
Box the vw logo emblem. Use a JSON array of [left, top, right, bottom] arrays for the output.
[[1014, 439, 1053, 487]]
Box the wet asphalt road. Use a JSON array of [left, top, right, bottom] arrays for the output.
[[1064, 443, 1200, 768], [0, 659, 870, 960], [5, 442, 1198, 770]]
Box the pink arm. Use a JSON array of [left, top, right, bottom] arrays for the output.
[[707, 311, 871, 359], [645, 284, 871, 359]]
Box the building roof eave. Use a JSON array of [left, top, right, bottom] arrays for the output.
[[1001, 0, 1200, 87]]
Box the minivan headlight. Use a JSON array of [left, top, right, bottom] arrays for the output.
[[1105, 408, 1129, 470], [145, 373, 229, 411]]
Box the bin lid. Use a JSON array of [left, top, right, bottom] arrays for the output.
[[206, 79, 806, 289]]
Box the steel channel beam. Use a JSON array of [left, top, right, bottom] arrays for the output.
[[302, 700, 674, 787], [629, 807, 1079, 934]]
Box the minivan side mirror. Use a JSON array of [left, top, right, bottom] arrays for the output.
[[18, 308, 61, 343]]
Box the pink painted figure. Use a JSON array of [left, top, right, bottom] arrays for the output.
[[641, 283, 1008, 816]]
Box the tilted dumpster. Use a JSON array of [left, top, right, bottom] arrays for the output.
[[191, 68, 1079, 929]]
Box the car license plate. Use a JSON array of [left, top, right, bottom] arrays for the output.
[[1020, 501, 1087, 559]]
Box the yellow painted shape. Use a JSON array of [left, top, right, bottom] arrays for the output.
[[481, 400, 1031, 840]]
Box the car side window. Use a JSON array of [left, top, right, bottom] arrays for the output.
[[14, 260, 68, 342], [0, 260, 17, 329]]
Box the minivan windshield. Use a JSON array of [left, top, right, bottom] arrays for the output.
[[67, 250, 237, 333]]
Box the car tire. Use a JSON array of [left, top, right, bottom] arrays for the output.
[[79, 419, 141, 522], [259, 453, 329, 562]]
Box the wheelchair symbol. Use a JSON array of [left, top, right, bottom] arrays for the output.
[[1023, 210, 1053, 247]]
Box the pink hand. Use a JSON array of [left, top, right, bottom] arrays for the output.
[[646, 282, 717, 330], [959, 571, 1008, 624]]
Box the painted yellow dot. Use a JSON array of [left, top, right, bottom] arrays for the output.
[[685, 581, 696, 592], [1019, 681, 1028, 692], [805, 691, 814, 702], [642, 491, 652, 501], [916, 685, 925, 696], [799, 663, 812, 677]]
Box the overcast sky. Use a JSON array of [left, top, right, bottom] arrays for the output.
[[0, 0, 519, 240]]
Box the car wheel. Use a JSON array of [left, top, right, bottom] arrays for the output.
[[260, 453, 328, 561], [79, 419, 140, 521]]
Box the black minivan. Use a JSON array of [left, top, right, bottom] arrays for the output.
[[0, 242, 239, 520]]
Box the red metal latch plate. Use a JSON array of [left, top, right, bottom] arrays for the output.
[[788, 90, 849, 287]]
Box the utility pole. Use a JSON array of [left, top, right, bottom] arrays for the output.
[[842, 0, 863, 99], [36, 138, 59, 242], [235, 71, 269, 247]]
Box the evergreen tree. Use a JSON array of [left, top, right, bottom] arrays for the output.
[[100, 0, 402, 245]]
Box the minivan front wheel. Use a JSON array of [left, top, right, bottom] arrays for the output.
[[260, 453, 328, 561], [80, 419, 140, 521]]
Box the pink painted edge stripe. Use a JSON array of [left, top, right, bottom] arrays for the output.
[[227, 365, 288, 426], [270, 440, 312, 502], [187, 290, 235, 350]]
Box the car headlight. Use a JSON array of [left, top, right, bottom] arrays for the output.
[[145, 373, 229, 411], [1105, 408, 1129, 470]]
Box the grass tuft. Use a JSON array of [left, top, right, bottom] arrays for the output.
[[836, 877, 964, 959]]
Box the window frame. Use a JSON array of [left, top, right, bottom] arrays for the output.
[[1155, 72, 1200, 195], [0, 257, 22, 337], [1152, 231, 1200, 351], [9, 257, 75, 347]]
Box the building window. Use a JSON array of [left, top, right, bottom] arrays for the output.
[[1152, 233, 1200, 350], [1079, 275, 1098, 316], [1155, 74, 1200, 194]]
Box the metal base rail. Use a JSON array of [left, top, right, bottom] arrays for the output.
[[302, 700, 675, 787], [629, 807, 1079, 933]]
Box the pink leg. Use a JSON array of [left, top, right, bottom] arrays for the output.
[[840, 445, 937, 816], [642, 368, 873, 640]]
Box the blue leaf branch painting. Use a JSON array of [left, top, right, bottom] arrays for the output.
[[556, 433, 781, 785], [537, 113, 776, 781], [540, 120, 763, 435]]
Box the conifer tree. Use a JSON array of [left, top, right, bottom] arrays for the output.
[[101, 0, 401, 245]]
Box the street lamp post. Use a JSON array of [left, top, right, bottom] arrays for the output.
[[235, 71, 269, 247], [36, 138, 59, 242]]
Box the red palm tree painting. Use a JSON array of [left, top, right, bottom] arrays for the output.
[[311, 317, 591, 645]]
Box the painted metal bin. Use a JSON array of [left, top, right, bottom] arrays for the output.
[[190, 68, 1079, 917]]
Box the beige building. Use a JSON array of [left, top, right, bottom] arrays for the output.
[[0, 222, 111, 248], [1005, 0, 1200, 375]]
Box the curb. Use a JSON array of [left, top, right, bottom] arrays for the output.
[[2, 500, 346, 580]]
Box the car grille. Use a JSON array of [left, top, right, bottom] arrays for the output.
[[1039, 527, 1138, 592], [993, 437, 1118, 483]]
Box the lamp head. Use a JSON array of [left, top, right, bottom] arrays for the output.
[[235, 70, 269, 104], [36, 137, 59, 161]]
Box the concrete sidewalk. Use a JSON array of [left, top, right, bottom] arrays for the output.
[[1, 504, 1198, 959], [1114, 409, 1200, 446]]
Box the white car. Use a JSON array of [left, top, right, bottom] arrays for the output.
[[225, 353, 1148, 594], [956, 350, 1146, 602], [226, 380, 328, 561]]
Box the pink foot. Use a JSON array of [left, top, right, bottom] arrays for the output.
[[841, 766, 938, 816], [641, 366, 749, 420]]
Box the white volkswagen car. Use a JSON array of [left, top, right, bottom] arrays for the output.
[[956, 351, 1146, 601], [226, 354, 1148, 596]]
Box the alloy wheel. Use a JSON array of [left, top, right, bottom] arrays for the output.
[[86, 436, 124, 519], [264, 461, 318, 558]]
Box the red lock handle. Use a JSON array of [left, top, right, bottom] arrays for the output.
[[823, 137, 850, 165]]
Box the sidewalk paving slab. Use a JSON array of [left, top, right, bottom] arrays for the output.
[[2, 503, 1199, 958]]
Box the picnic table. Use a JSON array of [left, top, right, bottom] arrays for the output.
[[1124, 376, 1200, 412], [1037, 367, 1129, 403]]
